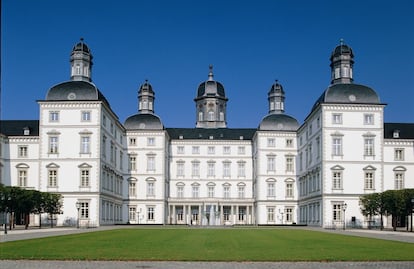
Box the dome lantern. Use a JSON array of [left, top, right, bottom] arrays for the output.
[[330, 39, 354, 84], [70, 38, 93, 82]]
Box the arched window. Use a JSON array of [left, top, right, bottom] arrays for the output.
[[208, 110, 215, 121]]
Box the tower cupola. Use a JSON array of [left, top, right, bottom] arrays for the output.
[[70, 38, 93, 82], [268, 80, 285, 114], [330, 39, 354, 84], [194, 65, 228, 128], [138, 80, 155, 114]]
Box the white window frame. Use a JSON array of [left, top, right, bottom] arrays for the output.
[[49, 111, 59, 122], [49, 136, 59, 154], [18, 145, 28, 158], [332, 113, 342, 124], [364, 138, 375, 156], [81, 111, 91, 122], [80, 169, 90, 187], [394, 148, 404, 161]]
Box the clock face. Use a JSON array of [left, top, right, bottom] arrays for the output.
[[348, 94, 356, 102], [67, 92, 77, 100], [139, 123, 146, 129]]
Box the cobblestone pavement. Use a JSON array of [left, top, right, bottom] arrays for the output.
[[1, 226, 413, 269]]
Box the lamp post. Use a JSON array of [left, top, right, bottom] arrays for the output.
[[75, 201, 81, 229], [343, 203, 347, 230]]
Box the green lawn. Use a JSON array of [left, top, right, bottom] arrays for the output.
[[0, 228, 413, 261]]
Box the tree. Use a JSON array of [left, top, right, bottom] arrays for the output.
[[360, 192, 381, 228], [43, 192, 63, 228], [382, 190, 405, 231]]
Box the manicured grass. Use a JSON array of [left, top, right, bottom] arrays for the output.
[[0, 228, 413, 261]]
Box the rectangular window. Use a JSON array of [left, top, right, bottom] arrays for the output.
[[129, 138, 136, 146], [81, 136, 90, 154], [395, 173, 404, 190], [267, 207, 275, 222], [147, 207, 154, 221], [102, 136, 107, 159], [286, 182, 293, 198], [177, 146, 184, 154], [80, 202, 89, 219], [208, 186, 215, 198], [267, 138, 275, 147], [223, 186, 230, 199], [332, 203, 343, 221], [332, 171, 342, 189], [223, 207, 230, 221], [208, 146, 215, 154], [223, 162, 231, 177], [49, 136, 59, 154], [364, 172, 374, 189], [267, 182, 275, 197], [364, 138, 374, 156], [285, 207, 293, 223], [332, 137, 342, 156], [267, 156, 275, 172], [177, 186, 184, 198], [364, 114, 374, 125], [18, 170, 27, 187], [332, 113, 342, 124], [192, 186, 199, 198], [286, 139, 293, 148], [192, 162, 200, 177], [223, 146, 231, 154], [81, 169, 89, 187], [238, 146, 245, 155], [49, 111, 59, 122], [18, 146, 28, 158], [147, 182, 155, 196], [207, 162, 215, 177], [81, 111, 91, 121], [129, 155, 136, 171], [147, 137, 155, 146], [238, 186, 245, 199], [147, 155, 155, 171], [394, 149, 404, 161], [238, 162, 245, 177], [129, 182, 136, 197], [129, 207, 136, 222], [286, 157, 294, 172], [192, 146, 200, 154], [48, 170, 57, 187], [102, 114, 107, 127], [177, 162, 184, 177]]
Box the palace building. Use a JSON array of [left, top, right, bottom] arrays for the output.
[[1, 40, 413, 228]]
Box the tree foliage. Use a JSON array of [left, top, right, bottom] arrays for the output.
[[0, 184, 63, 229], [360, 189, 414, 231]]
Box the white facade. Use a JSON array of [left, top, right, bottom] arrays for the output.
[[0, 40, 413, 228]]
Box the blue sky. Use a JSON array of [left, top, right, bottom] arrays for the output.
[[1, 0, 413, 127]]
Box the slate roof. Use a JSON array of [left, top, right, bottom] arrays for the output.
[[259, 114, 299, 131], [311, 83, 381, 113], [384, 123, 414, 139], [0, 120, 39, 136], [124, 114, 164, 130], [45, 81, 111, 108], [166, 128, 256, 140]]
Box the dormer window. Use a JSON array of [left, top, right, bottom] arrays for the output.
[[23, 127, 30, 136], [393, 130, 400, 138]]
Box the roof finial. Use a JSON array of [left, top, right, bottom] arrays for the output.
[[80, 37, 84, 43], [208, 64, 214, 81], [340, 38, 344, 46]]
